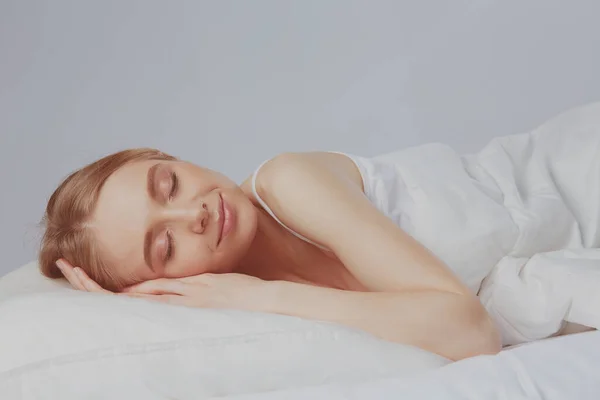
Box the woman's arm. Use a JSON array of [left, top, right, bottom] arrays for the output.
[[265, 280, 499, 361], [59, 256, 499, 361], [254, 152, 471, 294], [252, 152, 501, 359]]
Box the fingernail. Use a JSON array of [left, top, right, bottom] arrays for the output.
[[74, 267, 81, 275], [55, 261, 63, 270]]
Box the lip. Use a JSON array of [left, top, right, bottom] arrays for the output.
[[216, 192, 236, 246], [217, 193, 226, 246]]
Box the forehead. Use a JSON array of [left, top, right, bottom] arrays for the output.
[[92, 160, 157, 280]]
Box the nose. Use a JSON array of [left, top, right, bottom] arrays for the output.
[[189, 202, 209, 234], [161, 202, 209, 234]]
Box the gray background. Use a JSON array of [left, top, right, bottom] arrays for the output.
[[1, 0, 599, 276]]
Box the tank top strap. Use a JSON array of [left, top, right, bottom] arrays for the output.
[[250, 159, 331, 252]]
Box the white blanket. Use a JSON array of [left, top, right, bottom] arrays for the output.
[[367, 102, 600, 345]]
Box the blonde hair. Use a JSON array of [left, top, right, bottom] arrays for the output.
[[39, 148, 177, 292]]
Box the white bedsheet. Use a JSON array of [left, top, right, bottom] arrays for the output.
[[220, 331, 600, 400]]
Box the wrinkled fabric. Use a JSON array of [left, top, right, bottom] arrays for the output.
[[350, 102, 600, 345]]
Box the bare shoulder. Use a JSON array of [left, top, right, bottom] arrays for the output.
[[240, 152, 363, 198]]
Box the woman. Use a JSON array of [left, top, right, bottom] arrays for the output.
[[42, 104, 600, 361], [40, 148, 501, 362]]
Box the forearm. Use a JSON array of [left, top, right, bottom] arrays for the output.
[[263, 280, 501, 361]]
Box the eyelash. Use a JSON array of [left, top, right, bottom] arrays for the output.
[[169, 172, 179, 200], [160, 170, 178, 264], [165, 230, 175, 262]]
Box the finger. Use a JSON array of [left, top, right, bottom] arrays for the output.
[[74, 268, 111, 294], [56, 260, 86, 291], [118, 292, 186, 304], [123, 278, 189, 295]]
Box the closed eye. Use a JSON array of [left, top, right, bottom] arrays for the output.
[[165, 230, 175, 262], [169, 172, 179, 200]]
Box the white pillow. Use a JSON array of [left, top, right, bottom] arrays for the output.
[[0, 262, 448, 399]]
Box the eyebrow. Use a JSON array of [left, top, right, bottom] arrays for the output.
[[143, 164, 160, 273], [147, 163, 159, 202]]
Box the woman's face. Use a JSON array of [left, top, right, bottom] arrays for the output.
[[92, 159, 258, 286]]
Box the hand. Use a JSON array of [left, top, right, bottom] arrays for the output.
[[55, 259, 116, 295], [55, 259, 270, 311], [55, 258, 175, 303], [123, 273, 270, 311]]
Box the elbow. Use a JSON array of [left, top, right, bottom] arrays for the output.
[[456, 298, 502, 360]]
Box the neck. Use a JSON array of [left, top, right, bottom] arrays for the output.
[[234, 206, 364, 291], [235, 208, 297, 280]]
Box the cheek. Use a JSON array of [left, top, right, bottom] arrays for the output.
[[182, 165, 227, 189], [172, 234, 224, 277], [210, 170, 238, 189]]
